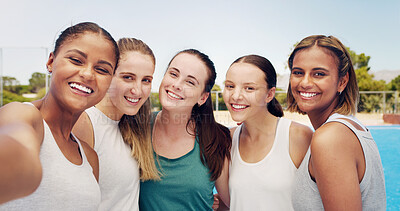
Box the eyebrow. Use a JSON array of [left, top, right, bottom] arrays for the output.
[[169, 67, 200, 84], [292, 67, 329, 71], [66, 49, 114, 69]]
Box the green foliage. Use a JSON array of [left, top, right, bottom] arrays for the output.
[[2, 90, 31, 105], [150, 92, 161, 111], [387, 75, 400, 91], [29, 72, 50, 93], [275, 88, 287, 109], [211, 84, 226, 110], [35, 87, 47, 99], [355, 67, 386, 91]]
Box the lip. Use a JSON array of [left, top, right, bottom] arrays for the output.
[[230, 103, 249, 112], [125, 96, 140, 106], [68, 82, 94, 96], [166, 90, 184, 100]]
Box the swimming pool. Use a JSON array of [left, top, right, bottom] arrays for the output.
[[369, 125, 400, 210]]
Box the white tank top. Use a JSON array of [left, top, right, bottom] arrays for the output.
[[85, 106, 140, 211], [291, 113, 386, 210], [229, 118, 296, 211], [0, 118, 101, 210]]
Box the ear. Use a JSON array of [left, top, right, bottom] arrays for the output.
[[338, 72, 349, 93], [46, 52, 55, 73], [197, 92, 210, 106], [265, 87, 276, 104]]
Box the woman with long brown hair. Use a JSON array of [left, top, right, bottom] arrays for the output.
[[139, 49, 231, 210]]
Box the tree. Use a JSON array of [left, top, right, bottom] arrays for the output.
[[211, 84, 226, 110], [150, 92, 161, 111], [2, 76, 21, 93], [387, 75, 400, 91], [29, 72, 50, 93]]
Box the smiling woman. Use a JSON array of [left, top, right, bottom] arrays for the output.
[[0, 22, 119, 210], [139, 49, 231, 211], [289, 35, 386, 210]]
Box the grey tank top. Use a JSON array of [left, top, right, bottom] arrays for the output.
[[291, 113, 386, 210], [0, 106, 101, 210]]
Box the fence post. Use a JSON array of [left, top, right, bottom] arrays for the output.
[[215, 91, 219, 111], [396, 90, 399, 113]]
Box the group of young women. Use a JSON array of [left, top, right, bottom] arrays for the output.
[[0, 22, 386, 210]]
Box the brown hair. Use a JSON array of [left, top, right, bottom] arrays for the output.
[[231, 54, 283, 117], [168, 49, 232, 181], [287, 35, 359, 115], [117, 38, 160, 181]]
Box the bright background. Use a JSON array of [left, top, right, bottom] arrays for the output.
[[0, 0, 399, 91]]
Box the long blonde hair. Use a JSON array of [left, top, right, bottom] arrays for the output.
[[117, 38, 160, 181]]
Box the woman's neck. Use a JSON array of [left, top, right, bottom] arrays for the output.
[[241, 110, 278, 142], [96, 94, 123, 121], [35, 95, 79, 141], [157, 109, 194, 136]]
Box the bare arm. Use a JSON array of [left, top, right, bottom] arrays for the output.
[[289, 121, 313, 168], [72, 111, 94, 148], [0, 103, 43, 204], [310, 123, 363, 211], [215, 157, 230, 209], [80, 141, 99, 182]]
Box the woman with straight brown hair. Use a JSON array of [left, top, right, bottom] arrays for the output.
[[288, 35, 386, 210]]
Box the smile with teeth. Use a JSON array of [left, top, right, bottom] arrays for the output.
[[69, 82, 93, 94], [231, 104, 248, 110], [167, 90, 183, 100], [126, 96, 139, 103], [300, 92, 318, 98]]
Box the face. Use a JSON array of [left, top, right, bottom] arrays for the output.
[[108, 51, 155, 116], [159, 53, 209, 113], [290, 46, 348, 115], [47, 32, 116, 112], [223, 62, 274, 122]]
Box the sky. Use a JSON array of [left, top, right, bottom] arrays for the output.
[[0, 0, 399, 92]]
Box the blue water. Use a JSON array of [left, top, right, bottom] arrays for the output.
[[369, 125, 400, 210]]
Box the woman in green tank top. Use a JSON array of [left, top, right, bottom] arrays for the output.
[[139, 49, 231, 210]]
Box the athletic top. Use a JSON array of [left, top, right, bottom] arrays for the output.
[[140, 112, 214, 210], [0, 104, 100, 210], [229, 118, 296, 211], [291, 113, 386, 210], [85, 106, 140, 211]]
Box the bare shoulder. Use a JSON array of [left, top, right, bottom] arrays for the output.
[[0, 102, 44, 141], [72, 111, 94, 148], [289, 121, 313, 146], [311, 122, 360, 158], [289, 121, 313, 167], [0, 102, 42, 125], [229, 126, 238, 138]]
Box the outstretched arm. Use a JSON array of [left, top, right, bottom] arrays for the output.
[[0, 102, 43, 204], [0, 123, 42, 204]]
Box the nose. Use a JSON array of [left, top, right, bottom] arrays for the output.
[[171, 78, 183, 91], [299, 73, 313, 89], [130, 81, 142, 95], [79, 65, 95, 80], [231, 87, 243, 101]]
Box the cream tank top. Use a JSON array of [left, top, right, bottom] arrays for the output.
[[85, 106, 140, 211], [229, 118, 296, 211], [0, 105, 101, 210]]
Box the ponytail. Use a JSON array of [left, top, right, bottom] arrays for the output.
[[267, 97, 283, 117]]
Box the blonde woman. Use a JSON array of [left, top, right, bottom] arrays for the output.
[[73, 38, 159, 211]]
